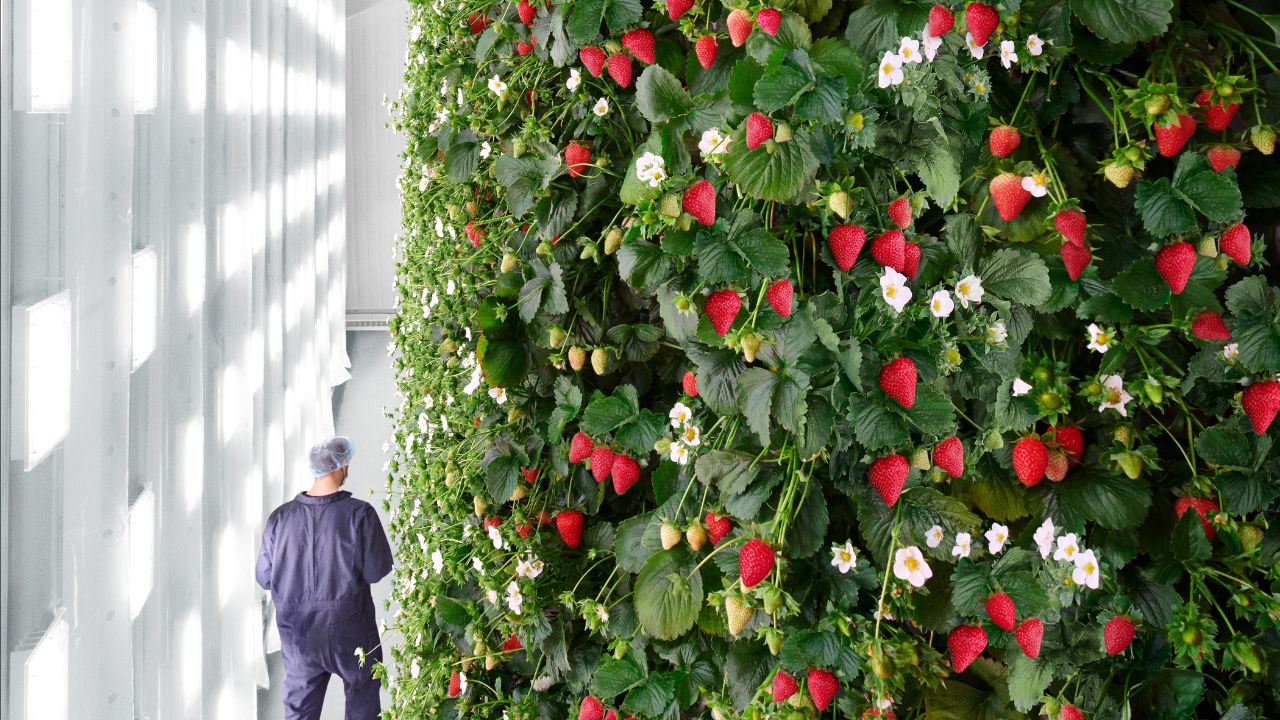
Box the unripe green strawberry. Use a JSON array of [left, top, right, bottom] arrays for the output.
[[659, 193, 682, 218], [1144, 377, 1164, 404], [510, 484, 527, 501], [548, 326, 566, 348], [1116, 452, 1144, 479], [660, 522, 682, 550], [1239, 524, 1264, 551], [580, 245, 597, 260], [685, 521, 707, 551], [765, 629, 783, 655], [536, 241, 552, 256], [1197, 235, 1218, 257], [983, 429, 1004, 450], [763, 587, 783, 614], [774, 123, 793, 142], [1251, 125, 1276, 155], [507, 406, 523, 423], [725, 595, 753, 636], [1145, 93, 1171, 116], [604, 227, 623, 255], [591, 348, 610, 375], [910, 447, 931, 471], [828, 190, 853, 219], [500, 253, 517, 273], [513, 138, 527, 157], [1104, 163, 1135, 188], [654, 437, 672, 454], [1114, 425, 1133, 448], [568, 346, 587, 371], [741, 334, 762, 363], [448, 203, 464, 222], [474, 496, 489, 517], [445, 464, 458, 486]]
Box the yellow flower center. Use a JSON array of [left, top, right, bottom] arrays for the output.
[[839, 551, 851, 561], [882, 63, 894, 75], [885, 287, 897, 298], [904, 557, 919, 571], [958, 283, 970, 295], [1084, 562, 1096, 574]]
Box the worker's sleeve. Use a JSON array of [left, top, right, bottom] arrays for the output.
[[255, 512, 277, 590], [361, 505, 394, 584]]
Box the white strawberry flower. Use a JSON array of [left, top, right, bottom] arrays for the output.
[[669, 442, 690, 465], [985, 523, 1010, 554], [898, 36, 923, 65], [698, 127, 731, 156], [1099, 374, 1133, 417], [880, 267, 912, 314], [1021, 171, 1050, 197], [505, 581, 524, 614], [893, 546, 933, 587], [1033, 518, 1055, 559], [1012, 377, 1032, 396], [680, 424, 701, 447], [635, 151, 667, 187], [1072, 549, 1101, 589], [925, 525, 944, 548], [410, 657, 421, 678], [921, 26, 943, 62], [877, 51, 905, 88], [458, 671, 469, 694], [669, 401, 693, 428], [531, 676, 552, 692], [567, 68, 582, 91], [954, 274, 984, 307], [487, 523, 505, 549], [830, 540, 858, 573], [488, 386, 507, 404], [999, 39, 1018, 69], [487, 74, 508, 98], [480, 141, 493, 159], [1086, 323, 1113, 353], [965, 32, 985, 59], [593, 97, 610, 116], [929, 289, 955, 318], [952, 532, 972, 558], [527, 557, 544, 578], [1222, 342, 1240, 362], [1054, 533, 1081, 563], [431, 549, 445, 573], [1026, 34, 1044, 56], [487, 589, 499, 604], [986, 321, 1008, 346]]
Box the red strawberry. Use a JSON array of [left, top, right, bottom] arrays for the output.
[[503, 633, 523, 651], [1207, 145, 1240, 172], [704, 289, 741, 336], [516, 38, 535, 55], [746, 113, 773, 150], [766, 279, 793, 318], [871, 230, 906, 272], [985, 593, 1016, 631], [1015, 618, 1043, 658], [887, 197, 912, 229], [448, 670, 463, 696], [1060, 242, 1092, 281], [948, 624, 988, 673], [521, 466, 538, 483], [683, 179, 716, 226], [739, 538, 775, 588], [569, 432, 594, 463], [756, 8, 781, 36], [622, 29, 655, 64], [704, 512, 732, 544], [605, 710, 617, 720], [1047, 425, 1083, 464], [1191, 311, 1231, 341], [518, 0, 536, 26], [964, 2, 998, 45], [695, 35, 718, 69], [727, 9, 753, 46], [868, 454, 909, 507], [928, 4, 954, 36], [1155, 241, 1196, 295], [1175, 497, 1219, 540], [538, 510, 552, 525], [682, 370, 698, 397], [590, 446, 616, 483], [466, 220, 484, 247], [580, 696, 604, 720], [580, 47, 607, 77], [1103, 616, 1135, 656], [516, 523, 534, 538], [988, 125, 1021, 158], [564, 142, 591, 178], [989, 172, 1031, 222], [771, 671, 798, 702], [878, 357, 917, 409], [933, 436, 965, 478], [1197, 90, 1240, 131], [828, 225, 866, 272], [1012, 436, 1048, 487], [607, 53, 633, 87], [1243, 380, 1280, 435], [807, 668, 839, 712], [1060, 705, 1084, 720], [556, 510, 585, 548], [1054, 209, 1086, 245], [1154, 114, 1196, 157], [1220, 223, 1251, 265], [469, 12, 491, 34], [667, 0, 694, 20], [611, 455, 641, 495], [902, 242, 921, 280]]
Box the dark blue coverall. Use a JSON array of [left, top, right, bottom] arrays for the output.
[[256, 490, 393, 720]]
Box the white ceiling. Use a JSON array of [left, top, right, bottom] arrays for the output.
[[347, 0, 393, 16]]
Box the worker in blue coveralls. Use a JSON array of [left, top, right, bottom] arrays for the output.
[[256, 436, 393, 720]]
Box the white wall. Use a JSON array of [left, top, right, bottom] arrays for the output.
[[345, 0, 408, 313]]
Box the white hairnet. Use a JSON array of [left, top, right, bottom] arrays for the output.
[[309, 436, 354, 476]]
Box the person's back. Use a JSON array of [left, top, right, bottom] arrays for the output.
[[257, 437, 392, 720]]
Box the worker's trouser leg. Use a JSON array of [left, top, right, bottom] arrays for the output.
[[282, 656, 330, 720]]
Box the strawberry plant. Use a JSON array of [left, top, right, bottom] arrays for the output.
[[386, 0, 1280, 718]]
